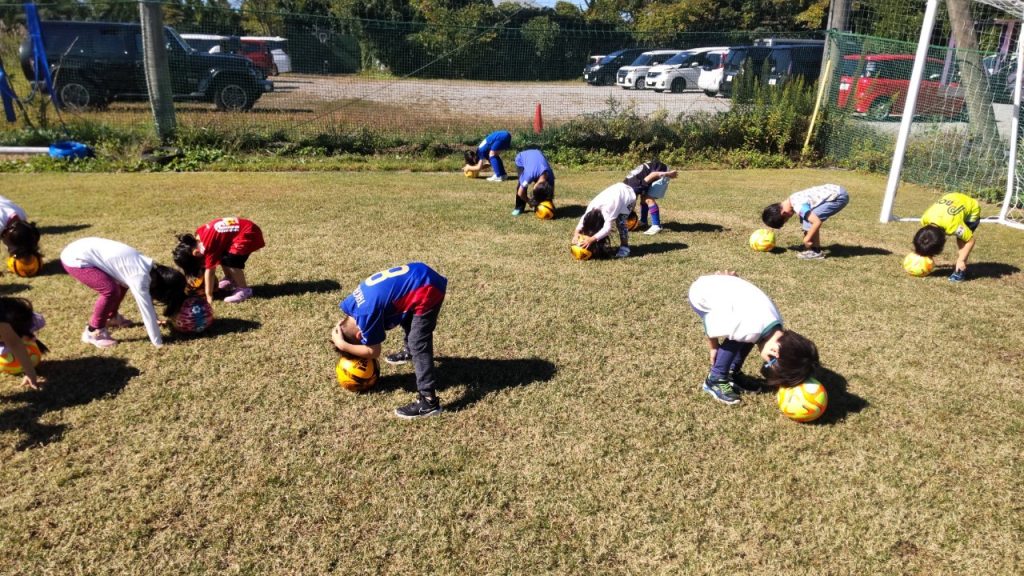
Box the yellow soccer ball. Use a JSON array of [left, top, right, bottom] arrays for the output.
[[336, 354, 380, 393], [749, 228, 776, 252], [535, 201, 555, 220], [0, 336, 42, 375], [570, 243, 593, 261], [7, 254, 42, 277], [777, 378, 828, 423], [464, 168, 479, 179], [902, 253, 934, 277]]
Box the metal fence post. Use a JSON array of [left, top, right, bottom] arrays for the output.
[[139, 0, 176, 141]]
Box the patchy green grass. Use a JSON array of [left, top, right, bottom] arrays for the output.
[[0, 168, 1022, 574]]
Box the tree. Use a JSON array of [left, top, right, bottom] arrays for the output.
[[947, 0, 1000, 147]]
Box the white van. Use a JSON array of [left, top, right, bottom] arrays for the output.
[[697, 49, 730, 96], [616, 50, 682, 90], [645, 47, 729, 93]]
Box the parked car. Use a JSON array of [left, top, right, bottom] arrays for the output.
[[617, 50, 682, 90], [720, 40, 824, 97], [20, 21, 273, 112], [719, 45, 774, 98], [984, 52, 1020, 103], [764, 42, 825, 86], [697, 49, 730, 96], [241, 36, 292, 75], [645, 47, 729, 93], [583, 48, 646, 86], [237, 39, 276, 76], [836, 54, 966, 120], [180, 33, 226, 54]]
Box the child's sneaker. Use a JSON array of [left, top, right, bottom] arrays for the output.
[[643, 225, 663, 235], [224, 287, 253, 303], [797, 249, 825, 260], [949, 269, 967, 282], [81, 326, 117, 348], [486, 175, 507, 182], [702, 374, 741, 405], [218, 279, 236, 291], [394, 395, 442, 419], [511, 208, 523, 216], [106, 314, 137, 329], [385, 348, 412, 365]]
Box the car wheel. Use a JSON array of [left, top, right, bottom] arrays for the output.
[[635, 78, 644, 89], [866, 97, 892, 121], [56, 79, 105, 111], [703, 89, 718, 97], [214, 80, 255, 112], [671, 78, 686, 93]]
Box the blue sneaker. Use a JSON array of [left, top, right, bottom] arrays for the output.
[[949, 269, 966, 282], [702, 375, 741, 405], [511, 208, 523, 216]]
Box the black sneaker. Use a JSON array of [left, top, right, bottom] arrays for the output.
[[702, 375, 741, 405], [730, 371, 762, 394], [394, 395, 442, 419], [385, 349, 412, 365]]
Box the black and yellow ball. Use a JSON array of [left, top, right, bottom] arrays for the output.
[[570, 243, 593, 261], [336, 354, 380, 393], [7, 254, 41, 278], [535, 201, 555, 220]]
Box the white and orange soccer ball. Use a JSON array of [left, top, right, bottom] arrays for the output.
[[777, 377, 828, 423], [902, 253, 934, 277], [336, 354, 380, 393], [749, 228, 776, 252]]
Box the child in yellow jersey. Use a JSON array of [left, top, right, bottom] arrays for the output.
[[912, 192, 981, 282]]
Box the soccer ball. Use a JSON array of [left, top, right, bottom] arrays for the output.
[[172, 296, 215, 334], [749, 228, 776, 252], [336, 354, 380, 392], [535, 201, 555, 220], [570, 243, 593, 261], [777, 378, 828, 423], [0, 336, 42, 375], [902, 253, 934, 277], [7, 254, 41, 277], [625, 212, 640, 231], [464, 169, 479, 178]]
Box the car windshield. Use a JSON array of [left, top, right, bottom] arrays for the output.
[[840, 58, 878, 78], [164, 27, 193, 53], [664, 52, 693, 66], [629, 53, 657, 66], [600, 51, 626, 65], [726, 49, 748, 66]]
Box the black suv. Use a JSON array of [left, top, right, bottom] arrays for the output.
[[20, 21, 273, 111], [583, 48, 646, 86], [719, 41, 824, 97]]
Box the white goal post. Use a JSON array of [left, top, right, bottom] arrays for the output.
[[880, 0, 1024, 230]]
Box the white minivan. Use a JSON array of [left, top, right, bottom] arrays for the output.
[[616, 50, 682, 90], [697, 49, 731, 96], [645, 47, 729, 93]]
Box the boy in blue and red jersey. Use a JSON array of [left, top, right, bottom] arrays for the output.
[[331, 262, 448, 419], [463, 130, 512, 182], [512, 148, 555, 216]]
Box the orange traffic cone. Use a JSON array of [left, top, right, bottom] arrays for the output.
[[533, 103, 543, 134]]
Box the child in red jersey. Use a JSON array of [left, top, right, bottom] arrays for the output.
[[173, 217, 265, 305]]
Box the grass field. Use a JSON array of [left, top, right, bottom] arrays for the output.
[[1, 168, 1023, 574]]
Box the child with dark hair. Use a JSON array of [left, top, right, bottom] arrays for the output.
[[627, 160, 676, 235], [0, 195, 41, 260], [688, 271, 820, 405], [463, 130, 512, 182], [61, 237, 188, 349], [512, 149, 555, 216], [912, 192, 981, 282], [761, 184, 849, 259], [330, 262, 448, 419], [173, 217, 265, 304], [0, 296, 47, 389], [572, 162, 678, 258]]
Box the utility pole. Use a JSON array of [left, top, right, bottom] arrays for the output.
[[139, 0, 176, 141]]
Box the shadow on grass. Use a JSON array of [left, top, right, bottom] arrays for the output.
[[826, 244, 893, 258], [252, 279, 341, 299], [813, 366, 868, 425], [164, 318, 262, 343], [36, 258, 68, 277], [933, 262, 1019, 280], [556, 205, 586, 220], [632, 242, 687, 257], [662, 222, 725, 233], [371, 356, 556, 411], [37, 224, 91, 235], [0, 357, 139, 450], [0, 283, 30, 295]]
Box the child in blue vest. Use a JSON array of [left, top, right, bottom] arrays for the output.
[[464, 130, 512, 182], [512, 149, 555, 216], [331, 262, 448, 419]]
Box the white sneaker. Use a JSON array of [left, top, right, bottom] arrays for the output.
[[81, 326, 118, 348], [486, 175, 506, 182], [643, 225, 662, 235]]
